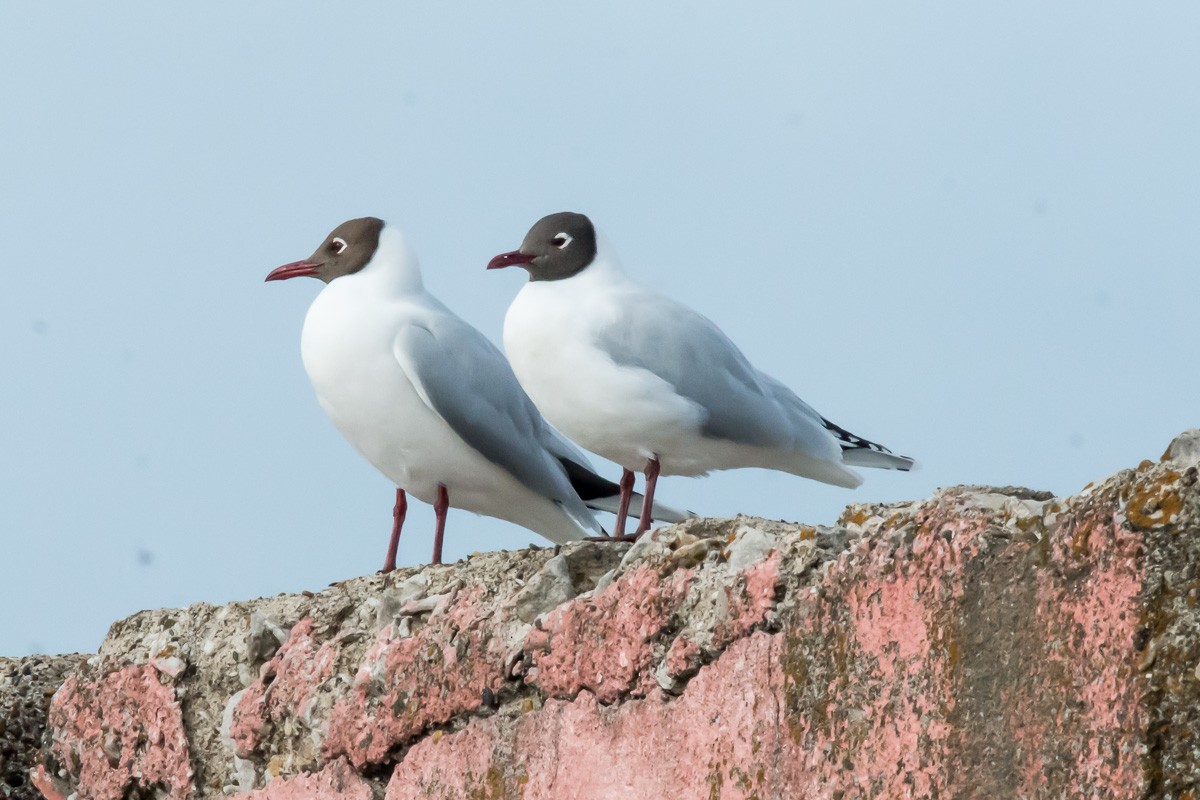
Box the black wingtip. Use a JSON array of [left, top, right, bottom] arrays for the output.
[[822, 417, 895, 455], [557, 456, 621, 501]]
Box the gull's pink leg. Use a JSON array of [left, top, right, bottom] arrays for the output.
[[431, 484, 449, 565], [383, 488, 407, 573], [613, 468, 636, 537], [634, 456, 661, 535]]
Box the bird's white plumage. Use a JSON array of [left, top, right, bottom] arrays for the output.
[[502, 233, 867, 488], [300, 225, 602, 544]]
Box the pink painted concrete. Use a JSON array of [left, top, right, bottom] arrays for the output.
[[31, 437, 1200, 800], [527, 565, 692, 702], [30, 766, 65, 800], [663, 634, 701, 678], [714, 549, 781, 647], [231, 617, 339, 757], [1014, 507, 1145, 796], [379, 476, 1175, 798], [231, 759, 372, 800], [324, 585, 509, 767], [45, 663, 192, 800], [387, 633, 785, 800], [783, 503, 985, 799]]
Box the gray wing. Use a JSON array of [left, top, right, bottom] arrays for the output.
[[597, 292, 795, 447], [542, 425, 598, 472], [758, 371, 914, 469], [393, 313, 596, 519], [756, 371, 848, 462]]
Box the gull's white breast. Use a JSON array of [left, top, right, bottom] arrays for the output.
[[300, 280, 460, 505]]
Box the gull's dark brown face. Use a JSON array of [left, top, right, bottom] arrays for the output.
[[266, 217, 384, 284], [487, 211, 597, 282]]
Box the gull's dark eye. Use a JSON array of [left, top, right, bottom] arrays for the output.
[[551, 232, 573, 249], [331, 237, 348, 255]]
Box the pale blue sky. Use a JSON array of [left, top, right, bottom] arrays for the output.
[[2, 3, 1197, 656]]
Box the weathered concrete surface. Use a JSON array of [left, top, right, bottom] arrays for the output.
[[0, 655, 84, 800], [15, 430, 1200, 799]]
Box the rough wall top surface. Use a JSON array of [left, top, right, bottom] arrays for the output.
[[16, 430, 1200, 799], [1, 654, 83, 800]]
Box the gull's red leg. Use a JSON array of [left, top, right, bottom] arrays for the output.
[[383, 488, 407, 573], [431, 484, 449, 565], [612, 468, 635, 537], [634, 456, 661, 535]]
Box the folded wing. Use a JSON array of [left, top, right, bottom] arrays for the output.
[[597, 293, 842, 464], [393, 315, 601, 532]]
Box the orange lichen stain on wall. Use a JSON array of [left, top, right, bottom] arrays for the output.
[[1126, 470, 1183, 529], [838, 507, 875, 527]]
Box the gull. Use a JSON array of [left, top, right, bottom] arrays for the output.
[[267, 216, 687, 569], [488, 211, 915, 537]]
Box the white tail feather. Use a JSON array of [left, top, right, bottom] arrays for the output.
[[584, 492, 695, 524], [841, 448, 918, 471]]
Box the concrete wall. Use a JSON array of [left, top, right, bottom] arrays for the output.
[[9, 431, 1200, 799]]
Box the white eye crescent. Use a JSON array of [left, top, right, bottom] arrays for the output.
[[332, 237, 348, 255], [551, 232, 573, 249]]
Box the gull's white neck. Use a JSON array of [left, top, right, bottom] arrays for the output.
[[347, 225, 425, 296], [562, 231, 636, 290]]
